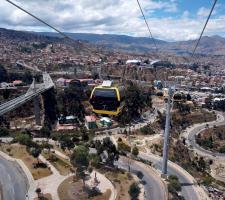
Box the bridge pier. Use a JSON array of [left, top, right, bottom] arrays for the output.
[[34, 96, 41, 126]]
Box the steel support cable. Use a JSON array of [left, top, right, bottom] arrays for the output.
[[191, 0, 218, 57], [5, 0, 77, 42], [136, 0, 159, 53]]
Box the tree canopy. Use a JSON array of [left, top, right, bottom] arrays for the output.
[[0, 64, 8, 82]]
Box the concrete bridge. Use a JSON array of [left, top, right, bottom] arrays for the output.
[[0, 72, 54, 125]]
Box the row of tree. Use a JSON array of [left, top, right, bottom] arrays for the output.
[[118, 83, 152, 124]]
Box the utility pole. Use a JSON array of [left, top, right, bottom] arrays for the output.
[[162, 86, 173, 175]]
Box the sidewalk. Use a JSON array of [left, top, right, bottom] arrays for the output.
[[50, 149, 117, 200], [28, 155, 72, 200], [86, 170, 117, 200]]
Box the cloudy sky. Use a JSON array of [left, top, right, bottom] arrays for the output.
[[0, 0, 224, 41]]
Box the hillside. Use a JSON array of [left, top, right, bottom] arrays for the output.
[[37, 32, 225, 56]]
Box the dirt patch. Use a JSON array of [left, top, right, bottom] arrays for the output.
[[58, 176, 88, 200], [42, 151, 72, 175], [91, 189, 111, 200], [58, 175, 113, 200], [100, 169, 135, 200]]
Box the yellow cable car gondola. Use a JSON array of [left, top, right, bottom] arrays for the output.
[[90, 81, 125, 116]]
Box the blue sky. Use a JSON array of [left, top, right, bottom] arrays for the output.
[[0, 0, 224, 41]]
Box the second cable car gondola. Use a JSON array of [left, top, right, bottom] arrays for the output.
[[90, 81, 125, 116]]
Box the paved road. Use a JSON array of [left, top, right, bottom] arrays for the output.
[[186, 112, 225, 160], [0, 156, 28, 200], [116, 157, 167, 200], [139, 153, 208, 200]]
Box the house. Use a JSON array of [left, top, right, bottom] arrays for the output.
[[13, 80, 23, 86], [85, 115, 97, 129], [58, 115, 78, 125], [126, 59, 141, 65]]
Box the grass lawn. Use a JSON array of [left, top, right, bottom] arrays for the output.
[[0, 143, 52, 180], [42, 151, 72, 175]]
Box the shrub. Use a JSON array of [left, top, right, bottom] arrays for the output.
[[202, 176, 214, 186], [15, 133, 33, 146], [129, 182, 140, 200], [219, 145, 225, 153], [85, 186, 102, 198], [136, 171, 144, 179], [168, 175, 181, 192], [118, 141, 131, 153], [132, 146, 139, 157], [0, 128, 10, 137]]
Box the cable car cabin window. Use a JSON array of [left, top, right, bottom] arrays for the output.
[[94, 89, 117, 98], [91, 89, 120, 111]]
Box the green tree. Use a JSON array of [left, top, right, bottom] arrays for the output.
[[132, 146, 139, 157], [0, 64, 8, 82], [43, 88, 57, 124], [119, 83, 151, 124], [22, 71, 33, 84], [59, 135, 74, 150], [168, 175, 181, 192], [40, 126, 51, 138], [94, 137, 119, 166], [198, 157, 206, 172], [219, 145, 225, 153], [118, 141, 131, 154], [15, 133, 32, 146], [187, 94, 192, 101], [30, 148, 42, 164], [205, 95, 213, 109], [57, 88, 85, 121], [178, 103, 191, 114], [3, 89, 10, 99], [71, 145, 89, 186], [0, 127, 10, 137], [129, 182, 140, 200]]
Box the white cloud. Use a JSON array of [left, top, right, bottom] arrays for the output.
[[197, 7, 211, 18], [0, 0, 224, 41], [197, 6, 217, 18], [181, 10, 190, 19]]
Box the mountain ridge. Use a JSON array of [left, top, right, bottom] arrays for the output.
[[35, 31, 225, 55], [1, 27, 225, 55]]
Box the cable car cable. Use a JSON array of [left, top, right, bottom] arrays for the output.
[[191, 0, 218, 57], [136, 0, 158, 53], [5, 0, 76, 43]]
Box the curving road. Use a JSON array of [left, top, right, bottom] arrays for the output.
[[116, 157, 167, 200], [0, 156, 28, 200], [185, 112, 225, 160], [138, 153, 208, 200]]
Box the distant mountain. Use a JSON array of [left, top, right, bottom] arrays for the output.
[[1, 27, 225, 56], [36, 31, 225, 55], [0, 28, 60, 42]]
